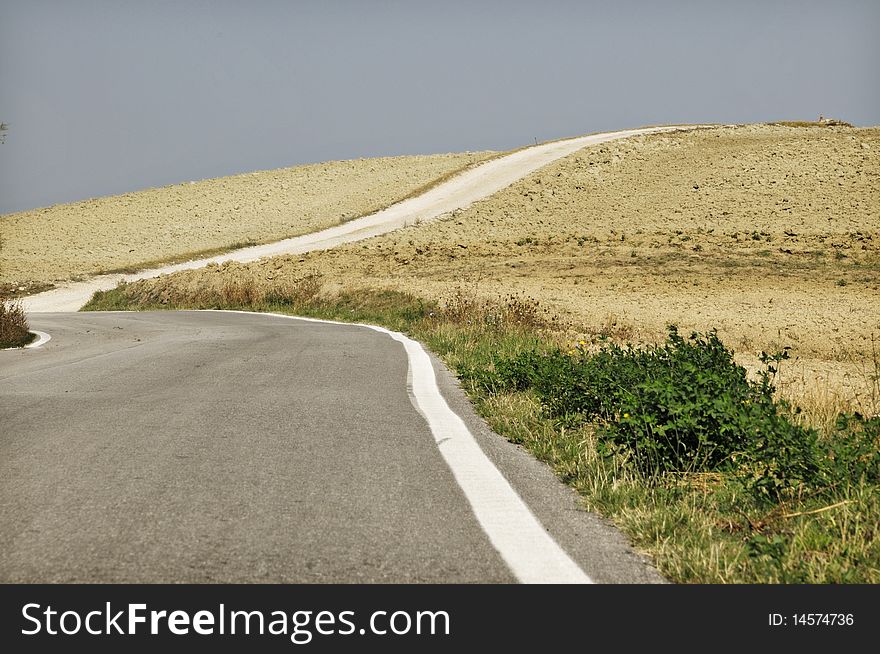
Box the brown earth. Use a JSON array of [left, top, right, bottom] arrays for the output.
[[0, 151, 494, 288], [119, 124, 880, 415]]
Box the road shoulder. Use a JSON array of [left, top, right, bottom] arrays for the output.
[[428, 349, 667, 584]]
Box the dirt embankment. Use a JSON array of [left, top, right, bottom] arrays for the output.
[[0, 151, 494, 290], [123, 124, 879, 410]]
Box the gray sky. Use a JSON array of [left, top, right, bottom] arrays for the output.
[[1, 0, 878, 214]]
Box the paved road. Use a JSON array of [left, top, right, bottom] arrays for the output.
[[0, 311, 663, 583], [22, 126, 707, 313]]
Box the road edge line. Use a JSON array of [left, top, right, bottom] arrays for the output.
[[1, 330, 51, 351], [25, 331, 52, 349], [205, 309, 593, 584]]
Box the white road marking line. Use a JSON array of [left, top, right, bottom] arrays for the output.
[[1, 330, 51, 351], [210, 309, 593, 584], [25, 331, 52, 349]]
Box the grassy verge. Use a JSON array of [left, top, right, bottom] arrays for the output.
[[85, 279, 880, 583], [0, 299, 33, 348]]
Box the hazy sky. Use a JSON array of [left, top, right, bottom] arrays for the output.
[[1, 0, 878, 214]]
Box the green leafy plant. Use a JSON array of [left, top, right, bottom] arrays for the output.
[[490, 328, 821, 499], [821, 413, 880, 485]]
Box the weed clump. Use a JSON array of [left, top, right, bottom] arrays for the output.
[[483, 327, 873, 502], [439, 289, 558, 332], [0, 300, 32, 348]]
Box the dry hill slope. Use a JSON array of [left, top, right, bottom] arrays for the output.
[[117, 124, 880, 412], [0, 151, 494, 292]]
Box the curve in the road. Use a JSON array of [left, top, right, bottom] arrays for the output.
[[1, 310, 664, 583], [237, 311, 593, 584], [0, 330, 50, 351], [23, 126, 707, 313], [24, 331, 51, 349]]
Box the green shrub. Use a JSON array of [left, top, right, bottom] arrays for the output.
[[491, 327, 821, 498], [821, 413, 880, 486]]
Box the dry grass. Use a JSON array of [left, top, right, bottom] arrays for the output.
[[790, 336, 880, 422], [0, 300, 31, 348], [88, 267, 327, 313]]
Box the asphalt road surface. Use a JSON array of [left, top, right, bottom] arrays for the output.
[[0, 311, 664, 583]]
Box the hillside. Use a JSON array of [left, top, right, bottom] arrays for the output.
[[0, 151, 494, 292], [117, 124, 880, 413]]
